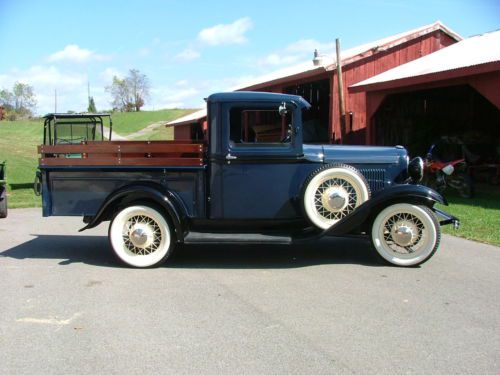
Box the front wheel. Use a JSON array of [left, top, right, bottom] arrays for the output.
[[109, 205, 174, 268], [371, 204, 440, 266]]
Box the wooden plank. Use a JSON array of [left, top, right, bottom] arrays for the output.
[[39, 143, 204, 154], [39, 157, 204, 167]]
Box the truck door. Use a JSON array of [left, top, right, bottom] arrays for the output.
[[210, 101, 307, 220]]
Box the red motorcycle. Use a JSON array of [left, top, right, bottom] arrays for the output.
[[423, 144, 474, 198]]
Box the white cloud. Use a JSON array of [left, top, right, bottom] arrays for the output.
[[257, 53, 301, 67], [175, 48, 201, 61], [48, 44, 110, 63], [285, 39, 333, 54], [146, 86, 201, 110], [100, 67, 122, 82], [257, 38, 334, 67], [0, 65, 85, 87], [0, 65, 89, 114], [198, 17, 253, 46], [138, 48, 150, 57]]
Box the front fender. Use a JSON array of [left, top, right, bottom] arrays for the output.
[[79, 182, 186, 240], [326, 184, 446, 236]]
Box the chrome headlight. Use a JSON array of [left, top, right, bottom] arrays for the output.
[[408, 157, 424, 182]]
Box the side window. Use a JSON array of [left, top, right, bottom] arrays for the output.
[[229, 104, 293, 145]]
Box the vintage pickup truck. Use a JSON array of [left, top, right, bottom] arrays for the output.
[[36, 92, 459, 268]]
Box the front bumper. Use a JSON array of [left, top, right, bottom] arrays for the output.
[[433, 207, 460, 230]]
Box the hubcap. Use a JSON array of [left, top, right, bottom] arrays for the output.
[[314, 178, 357, 221], [383, 213, 425, 254], [123, 215, 162, 255], [391, 224, 415, 247], [129, 224, 153, 248], [322, 187, 348, 212]]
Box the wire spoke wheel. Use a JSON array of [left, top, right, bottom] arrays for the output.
[[109, 205, 173, 268], [371, 204, 440, 266], [303, 164, 370, 229]]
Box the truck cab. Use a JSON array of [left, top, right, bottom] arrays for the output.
[[36, 92, 459, 268]]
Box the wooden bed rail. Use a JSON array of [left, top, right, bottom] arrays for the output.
[[38, 141, 206, 167]]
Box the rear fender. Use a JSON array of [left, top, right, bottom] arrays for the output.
[[325, 184, 446, 236], [79, 182, 187, 241]]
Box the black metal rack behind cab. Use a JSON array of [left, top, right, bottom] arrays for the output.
[[43, 113, 113, 145]]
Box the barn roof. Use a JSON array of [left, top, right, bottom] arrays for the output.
[[168, 21, 461, 127], [350, 29, 500, 92]]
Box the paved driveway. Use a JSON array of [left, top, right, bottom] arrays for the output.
[[1, 209, 499, 374]]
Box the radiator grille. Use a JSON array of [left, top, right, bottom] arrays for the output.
[[360, 168, 386, 193]]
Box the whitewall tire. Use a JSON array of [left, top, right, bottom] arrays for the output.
[[371, 204, 440, 266], [109, 205, 174, 268], [303, 164, 370, 229]]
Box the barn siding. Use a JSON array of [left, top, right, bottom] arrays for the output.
[[254, 30, 457, 144], [174, 124, 192, 140]]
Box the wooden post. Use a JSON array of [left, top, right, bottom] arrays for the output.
[[336, 38, 346, 143]]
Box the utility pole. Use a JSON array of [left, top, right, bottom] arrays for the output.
[[336, 38, 346, 143], [54, 89, 57, 113]]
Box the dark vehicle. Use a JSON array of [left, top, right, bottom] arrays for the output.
[[0, 161, 6, 218], [42, 113, 112, 145], [423, 144, 474, 198], [35, 92, 459, 268]]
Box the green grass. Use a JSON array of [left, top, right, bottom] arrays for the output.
[[112, 109, 195, 136], [1, 117, 499, 247], [0, 120, 42, 208], [129, 125, 174, 141], [0, 109, 194, 208], [438, 186, 500, 246]]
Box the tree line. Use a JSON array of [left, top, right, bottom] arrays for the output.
[[0, 68, 151, 120]]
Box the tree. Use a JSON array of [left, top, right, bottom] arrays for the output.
[[127, 69, 149, 112], [88, 96, 97, 113], [0, 82, 37, 119], [105, 69, 150, 112], [12, 82, 37, 115]]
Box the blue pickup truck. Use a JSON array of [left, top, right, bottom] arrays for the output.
[[36, 92, 458, 268]]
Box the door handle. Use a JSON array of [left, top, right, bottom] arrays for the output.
[[226, 153, 237, 160]]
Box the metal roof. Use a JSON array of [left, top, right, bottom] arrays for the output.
[[350, 29, 500, 92], [232, 21, 461, 91], [168, 21, 461, 127]]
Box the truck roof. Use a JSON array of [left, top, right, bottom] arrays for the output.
[[207, 91, 311, 109], [43, 113, 112, 120]]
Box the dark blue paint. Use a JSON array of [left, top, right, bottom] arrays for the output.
[[40, 91, 451, 236]]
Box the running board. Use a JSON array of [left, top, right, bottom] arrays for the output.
[[184, 231, 293, 245]]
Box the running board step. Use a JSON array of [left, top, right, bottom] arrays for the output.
[[184, 232, 293, 245]]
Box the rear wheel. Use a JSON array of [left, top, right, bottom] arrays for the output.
[[371, 204, 440, 266], [109, 205, 174, 268]]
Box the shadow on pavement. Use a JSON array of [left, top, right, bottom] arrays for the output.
[[0, 234, 385, 269]]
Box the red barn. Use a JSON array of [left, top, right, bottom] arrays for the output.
[[168, 21, 461, 145]]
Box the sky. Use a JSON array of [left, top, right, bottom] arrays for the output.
[[1, 0, 499, 115]]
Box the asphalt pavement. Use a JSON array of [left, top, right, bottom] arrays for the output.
[[1, 208, 499, 374]]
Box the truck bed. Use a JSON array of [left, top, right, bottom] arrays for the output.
[[38, 140, 206, 167]]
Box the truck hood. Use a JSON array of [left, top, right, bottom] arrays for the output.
[[303, 144, 408, 165]]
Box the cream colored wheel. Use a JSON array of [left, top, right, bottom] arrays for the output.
[[109, 205, 173, 268], [303, 165, 370, 229], [371, 204, 440, 266]]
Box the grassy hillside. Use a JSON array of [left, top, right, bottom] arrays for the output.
[[112, 109, 195, 136], [0, 109, 195, 209], [0, 120, 42, 208]]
